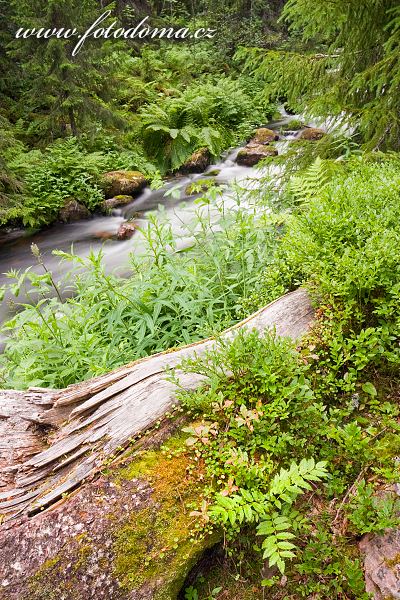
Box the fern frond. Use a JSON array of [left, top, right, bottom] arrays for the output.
[[288, 157, 331, 204]]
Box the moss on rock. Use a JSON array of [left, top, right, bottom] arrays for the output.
[[236, 145, 278, 167], [185, 178, 217, 196], [102, 170, 148, 198], [10, 427, 217, 600], [251, 127, 279, 144], [179, 148, 210, 174], [299, 127, 326, 141]]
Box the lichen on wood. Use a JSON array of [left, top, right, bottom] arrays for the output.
[[1, 426, 216, 600], [0, 290, 315, 599], [0, 289, 314, 521]]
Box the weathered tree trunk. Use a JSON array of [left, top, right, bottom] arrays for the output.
[[0, 289, 314, 600]]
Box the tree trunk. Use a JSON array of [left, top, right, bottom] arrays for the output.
[[68, 108, 78, 137], [0, 289, 314, 599]]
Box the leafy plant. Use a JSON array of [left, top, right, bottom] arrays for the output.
[[0, 188, 278, 388], [209, 459, 328, 573], [171, 154, 400, 593], [346, 480, 400, 535], [140, 77, 272, 172], [184, 585, 222, 600], [287, 156, 331, 204], [8, 138, 108, 226]]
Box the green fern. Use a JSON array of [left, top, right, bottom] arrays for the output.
[[256, 512, 296, 574], [139, 77, 263, 172], [208, 458, 328, 574], [288, 157, 331, 204]]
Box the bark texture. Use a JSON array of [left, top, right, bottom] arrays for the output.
[[0, 289, 314, 600], [360, 528, 400, 600]]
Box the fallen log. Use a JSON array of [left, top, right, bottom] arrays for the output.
[[0, 289, 313, 520], [0, 289, 314, 600]]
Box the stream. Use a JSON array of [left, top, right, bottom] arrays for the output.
[[0, 110, 301, 339]]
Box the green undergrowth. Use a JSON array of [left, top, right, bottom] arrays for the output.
[[1, 42, 275, 229], [0, 190, 281, 389], [2, 137, 158, 228], [175, 326, 400, 597], [170, 155, 400, 597], [5, 146, 400, 599]]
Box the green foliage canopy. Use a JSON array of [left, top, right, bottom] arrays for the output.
[[237, 0, 400, 150]]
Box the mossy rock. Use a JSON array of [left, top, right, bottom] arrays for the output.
[[58, 199, 90, 223], [299, 127, 326, 141], [5, 427, 218, 600], [179, 148, 211, 174], [185, 178, 217, 196], [102, 170, 148, 199], [101, 194, 134, 212], [113, 438, 219, 599], [250, 127, 279, 145], [236, 145, 278, 167], [204, 169, 220, 177]]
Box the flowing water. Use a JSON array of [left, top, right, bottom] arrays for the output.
[[0, 111, 300, 339]]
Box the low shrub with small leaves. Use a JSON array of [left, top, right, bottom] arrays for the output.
[[171, 155, 400, 597]]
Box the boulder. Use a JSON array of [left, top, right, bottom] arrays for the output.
[[179, 148, 210, 174], [117, 220, 137, 240], [58, 199, 90, 223], [236, 145, 278, 167], [250, 127, 279, 145], [102, 171, 147, 199], [101, 195, 134, 212], [0, 427, 217, 600], [299, 127, 326, 141]]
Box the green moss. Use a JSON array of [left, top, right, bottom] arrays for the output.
[[72, 535, 93, 572], [115, 170, 146, 181], [252, 127, 277, 143], [280, 119, 304, 131], [28, 534, 94, 600], [373, 433, 400, 460], [115, 432, 186, 482], [384, 552, 400, 569], [112, 436, 219, 599], [28, 556, 63, 600], [185, 178, 217, 196], [33, 556, 61, 578], [114, 508, 216, 599]]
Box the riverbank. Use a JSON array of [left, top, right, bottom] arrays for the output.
[[0, 112, 309, 329], [2, 149, 400, 600]]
